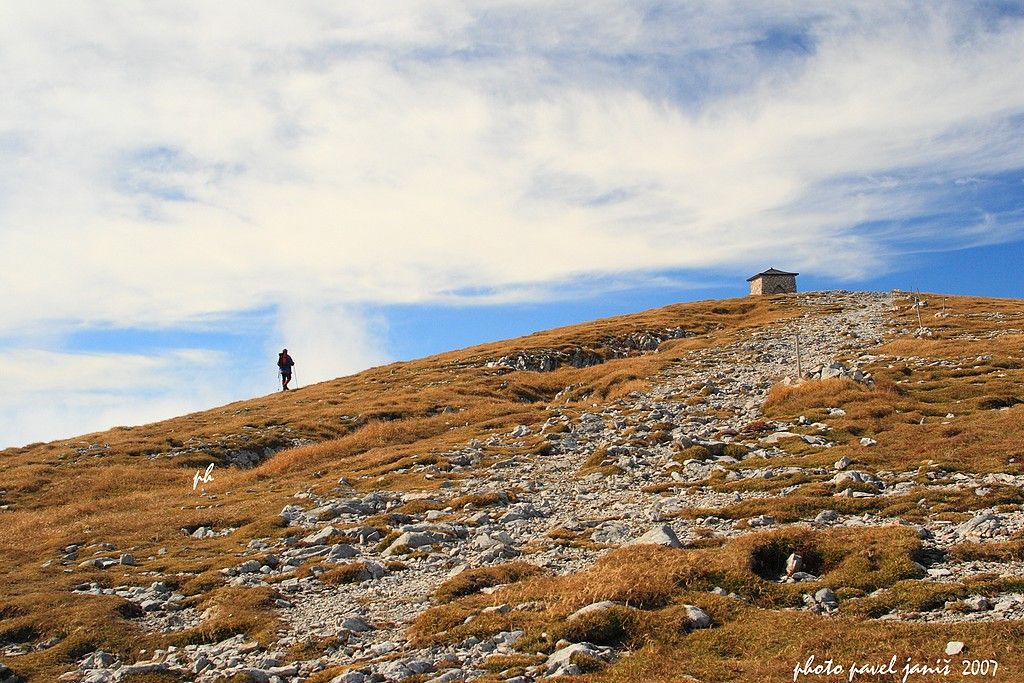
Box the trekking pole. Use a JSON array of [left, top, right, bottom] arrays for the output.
[[293, 368, 299, 389]]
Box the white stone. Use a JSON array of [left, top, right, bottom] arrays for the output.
[[546, 642, 604, 674], [568, 601, 621, 621], [963, 595, 992, 612], [626, 524, 682, 548], [748, 515, 776, 527], [383, 531, 443, 555], [301, 526, 341, 546], [683, 605, 712, 629], [760, 431, 801, 444], [814, 510, 839, 523]]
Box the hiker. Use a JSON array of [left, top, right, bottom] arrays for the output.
[[278, 349, 295, 391]]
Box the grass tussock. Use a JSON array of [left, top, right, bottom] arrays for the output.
[[763, 378, 907, 419], [173, 585, 281, 646], [434, 562, 548, 604], [412, 521, 1024, 682], [410, 526, 926, 650], [761, 309, 1024, 481], [320, 562, 373, 585], [948, 535, 1024, 563]]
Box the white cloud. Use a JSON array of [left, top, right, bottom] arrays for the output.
[[271, 302, 389, 386], [1, 2, 1023, 445], [0, 348, 233, 447], [0, 305, 387, 448], [1, 3, 1022, 334]]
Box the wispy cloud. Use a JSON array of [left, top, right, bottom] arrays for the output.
[[0, 348, 230, 446], [271, 302, 390, 386], [1, 2, 1022, 445]]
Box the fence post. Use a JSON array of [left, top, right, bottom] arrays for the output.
[[795, 331, 803, 380]]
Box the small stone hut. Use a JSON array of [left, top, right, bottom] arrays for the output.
[[747, 268, 798, 295]]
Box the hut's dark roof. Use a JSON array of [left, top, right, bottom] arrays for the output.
[[746, 267, 799, 282]]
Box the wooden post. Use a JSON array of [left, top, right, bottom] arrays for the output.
[[795, 332, 802, 379]]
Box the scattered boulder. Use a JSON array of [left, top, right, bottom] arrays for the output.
[[760, 431, 801, 444], [962, 595, 993, 612], [815, 588, 838, 606], [237, 559, 262, 574], [682, 604, 713, 629], [590, 523, 630, 545], [956, 513, 1003, 540], [626, 524, 682, 548], [80, 652, 116, 669], [327, 544, 358, 560], [748, 515, 776, 528], [545, 642, 610, 677], [814, 509, 839, 524], [568, 601, 621, 621], [341, 616, 373, 633], [331, 672, 367, 683], [383, 531, 445, 556], [830, 470, 883, 490], [301, 526, 341, 546]]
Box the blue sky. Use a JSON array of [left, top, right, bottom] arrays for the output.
[[1, 2, 1024, 448]]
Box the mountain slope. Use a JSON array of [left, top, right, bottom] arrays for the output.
[[2, 291, 1024, 682]]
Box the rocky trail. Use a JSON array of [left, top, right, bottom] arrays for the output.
[[19, 291, 1024, 683]]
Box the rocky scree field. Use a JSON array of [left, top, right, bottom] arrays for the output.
[[2, 291, 1024, 682]]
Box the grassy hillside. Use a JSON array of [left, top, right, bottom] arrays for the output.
[[2, 291, 1024, 682], [0, 295, 789, 681]]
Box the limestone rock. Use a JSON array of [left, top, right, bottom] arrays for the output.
[[341, 616, 373, 633], [382, 530, 445, 556], [956, 513, 1003, 540], [568, 601, 621, 621], [626, 524, 682, 548], [683, 604, 712, 629], [814, 588, 839, 612], [301, 526, 341, 546], [331, 673, 366, 683], [545, 642, 607, 677], [963, 595, 993, 612], [815, 509, 839, 524]]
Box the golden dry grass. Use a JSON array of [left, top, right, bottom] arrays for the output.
[[410, 527, 1024, 682], [399, 291, 1024, 682], [434, 562, 549, 603], [4, 290, 1024, 681], [0, 294, 794, 681], [410, 526, 927, 643]]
